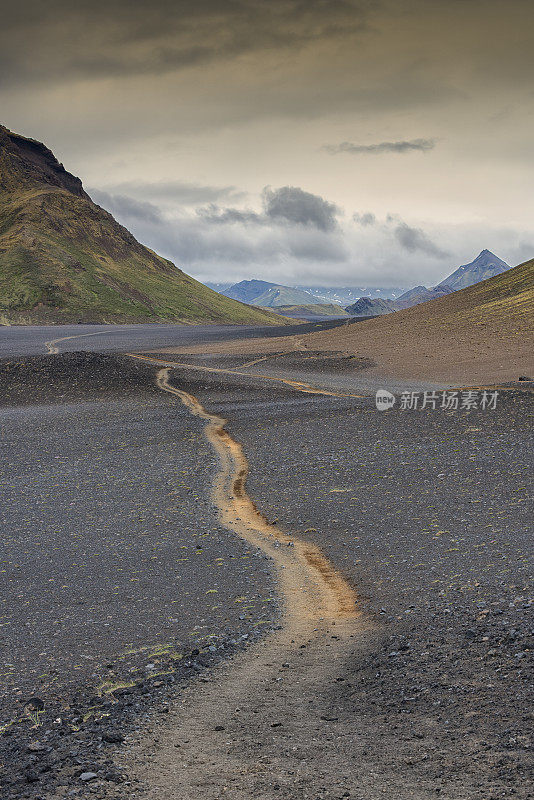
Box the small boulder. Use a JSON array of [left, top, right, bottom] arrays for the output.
[[102, 731, 124, 744], [80, 771, 98, 782]]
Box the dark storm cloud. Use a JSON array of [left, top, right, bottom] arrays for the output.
[[7, 1, 527, 145], [393, 221, 449, 258], [263, 186, 340, 231], [3, 1, 533, 97], [0, 0, 373, 85], [92, 183, 347, 274], [324, 138, 436, 155], [196, 187, 340, 232], [3, 0, 534, 152]]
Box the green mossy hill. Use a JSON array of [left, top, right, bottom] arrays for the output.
[[268, 303, 348, 317], [0, 125, 285, 325]]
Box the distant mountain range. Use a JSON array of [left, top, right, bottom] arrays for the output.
[[210, 281, 409, 306], [0, 125, 283, 325], [347, 286, 453, 316], [214, 250, 511, 317], [221, 279, 319, 307], [298, 257, 534, 384], [346, 250, 511, 316], [292, 285, 409, 303]]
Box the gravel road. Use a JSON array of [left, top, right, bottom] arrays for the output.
[[220, 376, 533, 799], [0, 319, 354, 358]]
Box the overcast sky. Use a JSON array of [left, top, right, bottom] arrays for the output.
[[2, 0, 533, 286]]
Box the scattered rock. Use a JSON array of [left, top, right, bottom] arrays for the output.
[[27, 741, 47, 752], [80, 771, 98, 782], [24, 697, 45, 713], [102, 731, 124, 744]]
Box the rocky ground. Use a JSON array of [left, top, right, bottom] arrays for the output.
[[0, 354, 280, 799], [223, 377, 533, 799], [0, 352, 531, 799], [118, 365, 532, 800]]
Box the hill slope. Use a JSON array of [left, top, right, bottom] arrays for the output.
[[437, 249, 509, 290], [260, 303, 348, 319], [0, 125, 284, 325], [306, 257, 534, 382], [180, 259, 534, 384]]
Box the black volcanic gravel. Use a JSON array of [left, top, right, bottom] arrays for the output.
[[217, 380, 534, 800], [0, 353, 532, 799], [0, 354, 279, 797]]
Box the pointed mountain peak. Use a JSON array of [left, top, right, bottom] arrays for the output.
[[474, 248, 500, 262], [438, 249, 510, 290]]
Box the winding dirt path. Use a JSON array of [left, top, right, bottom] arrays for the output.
[[120, 367, 369, 798], [127, 352, 363, 398], [156, 367, 357, 624], [45, 331, 106, 354]]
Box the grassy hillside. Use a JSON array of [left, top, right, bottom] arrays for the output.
[[267, 303, 348, 317], [446, 256, 533, 323], [0, 126, 285, 325]]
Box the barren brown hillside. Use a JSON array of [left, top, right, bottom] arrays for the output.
[[161, 258, 534, 385]]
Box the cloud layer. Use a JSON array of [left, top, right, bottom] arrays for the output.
[[89, 182, 494, 288], [392, 221, 449, 258], [0, 0, 372, 85], [2, 0, 533, 289], [324, 138, 436, 155], [263, 186, 339, 231]]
